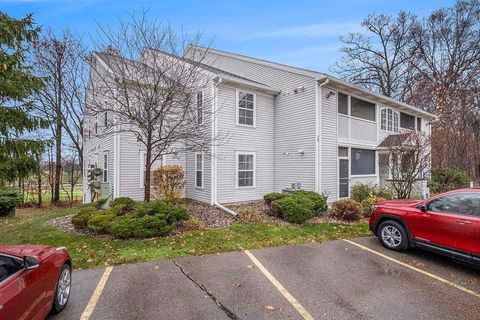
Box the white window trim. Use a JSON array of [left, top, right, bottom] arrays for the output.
[[195, 152, 204, 189], [103, 151, 108, 183], [235, 151, 256, 188], [235, 89, 256, 128], [380, 107, 400, 133], [196, 91, 204, 125]]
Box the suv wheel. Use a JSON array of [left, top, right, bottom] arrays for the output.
[[378, 220, 409, 251]]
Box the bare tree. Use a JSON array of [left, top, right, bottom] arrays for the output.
[[333, 12, 416, 100], [32, 29, 87, 203], [61, 146, 82, 206], [88, 11, 222, 201], [383, 132, 431, 199]]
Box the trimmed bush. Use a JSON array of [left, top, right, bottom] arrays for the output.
[[0, 186, 22, 217], [87, 211, 117, 233], [263, 192, 288, 205], [429, 168, 470, 193], [274, 195, 315, 224], [72, 205, 104, 229], [134, 199, 188, 223], [330, 199, 363, 221], [109, 214, 176, 239], [293, 190, 328, 214], [110, 197, 136, 216]]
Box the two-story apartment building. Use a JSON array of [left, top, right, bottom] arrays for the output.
[[83, 46, 435, 209]]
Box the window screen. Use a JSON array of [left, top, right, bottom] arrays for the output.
[[351, 148, 375, 175], [400, 112, 415, 129], [351, 97, 375, 121], [338, 93, 348, 115], [338, 147, 348, 157]]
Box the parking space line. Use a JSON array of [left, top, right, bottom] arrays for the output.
[[343, 239, 480, 298], [80, 266, 113, 320], [244, 250, 315, 320]]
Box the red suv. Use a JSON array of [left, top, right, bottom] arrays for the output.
[[369, 188, 479, 265]]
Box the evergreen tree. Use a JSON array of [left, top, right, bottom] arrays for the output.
[[0, 12, 48, 183]]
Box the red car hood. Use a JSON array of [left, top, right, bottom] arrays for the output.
[[377, 199, 421, 207], [0, 245, 57, 261]]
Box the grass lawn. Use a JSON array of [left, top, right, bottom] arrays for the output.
[[1, 205, 370, 270]]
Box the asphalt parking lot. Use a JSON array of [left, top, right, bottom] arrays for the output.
[[50, 237, 480, 320]]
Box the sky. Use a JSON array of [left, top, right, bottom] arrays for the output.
[[2, 0, 455, 73]]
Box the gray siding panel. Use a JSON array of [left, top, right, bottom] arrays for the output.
[[320, 86, 338, 200], [195, 52, 317, 193], [216, 85, 275, 203]]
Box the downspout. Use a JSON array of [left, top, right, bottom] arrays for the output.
[[211, 77, 237, 216], [316, 77, 330, 194]]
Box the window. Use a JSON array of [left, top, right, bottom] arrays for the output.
[[351, 148, 375, 175], [351, 97, 375, 121], [400, 112, 415, 130], [237, 91, 255, 126], [95, 114, 98, 135], [0, 255, 22, 283], [103, 152, 108, 183], [237, 152, 255, 187], [196, 91, 203, 125], [104, 112, 108, 127], [381, 108, 399, 132], [88, 124, 91, 139], [195, 153, 203, 188], [338, 146, 348, 157], [427, 193, 480, 216], [416, 117, 422, 132], [338, 93, 348, 115]]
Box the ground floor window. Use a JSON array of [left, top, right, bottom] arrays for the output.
[[351, 148, 376, 175], [103, 152, 108, 182], [237, 152, 255, 187], [195, 153, 203, 188]]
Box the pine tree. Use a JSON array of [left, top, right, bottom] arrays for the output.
[[0, 12, 48, 183]]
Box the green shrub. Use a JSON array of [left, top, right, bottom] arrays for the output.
[[330, 199, 363, 221], [351, 184, 376, 202], [71, 204, 98, 229], [109, 214, 176, 239], [94, 198, 108, 209], [0, 186, 22, 217], [274, 195, 314, 224], [429, 168, 470, 193], [110, 197, 136, 215], [360, 195, 384, 217], [376, 187, 394, 200], [134, 199, 188, 224], [87, 211, 117, 233], [293, 190, 328, 214], [263, 192, 288, 205]]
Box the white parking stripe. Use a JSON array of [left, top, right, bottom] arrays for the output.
[[244, 250, 315, 320], [343, 239, 480, 298], [80, 266, 113, 320]]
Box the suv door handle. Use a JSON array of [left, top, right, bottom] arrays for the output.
[[456, 220, 472, 225]]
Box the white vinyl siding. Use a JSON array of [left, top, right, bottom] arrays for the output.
[[321, 86, 338, 200], [195, 152, 204, 188]]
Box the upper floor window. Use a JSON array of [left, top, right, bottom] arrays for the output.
[[196, 91, 203, 125], [417, 117, 422, 132], [400, 112, 415, 130], [338, 93, 348, 115], [237, 91, 255, 126], [351, 97, 376, 121], [381, 108, 399, 132], [104, 112, 108, 127]]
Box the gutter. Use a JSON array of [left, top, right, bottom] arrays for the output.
[[211, 78, 237, 216]]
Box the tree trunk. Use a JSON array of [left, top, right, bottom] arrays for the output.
[[144, 145, 152, 202], [36, 154, 42, 208], [53, 65, 63, 204]]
